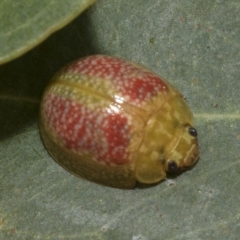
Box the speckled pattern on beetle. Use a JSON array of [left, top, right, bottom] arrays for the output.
[[39, 55, 199, 188]]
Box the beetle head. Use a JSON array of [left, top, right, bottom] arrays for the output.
[[164, 124, 199, 173]]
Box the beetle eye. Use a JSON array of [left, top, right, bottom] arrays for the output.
[[188, 127, 197, 137], [168, 161, 179, 172]]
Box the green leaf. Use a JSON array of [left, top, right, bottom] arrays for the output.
[[1, 0, 240, 239], [0, 0, 96, 64]]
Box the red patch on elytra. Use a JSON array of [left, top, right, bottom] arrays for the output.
[[43, 93, 131, 165], [66, 55, 169, 102], [124, 78, 159, 101], [101, 114, 130, 165]]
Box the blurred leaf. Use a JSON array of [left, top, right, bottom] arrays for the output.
[[0, 0, 96, 64], [1, 0, 240, 239]]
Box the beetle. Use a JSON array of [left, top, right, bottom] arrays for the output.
[[39, 55, 199, 188]]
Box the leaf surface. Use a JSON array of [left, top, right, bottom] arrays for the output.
[[1, 0, 240, 239]]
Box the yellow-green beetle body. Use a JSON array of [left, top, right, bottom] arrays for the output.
[[39, 55, 199, 188]]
